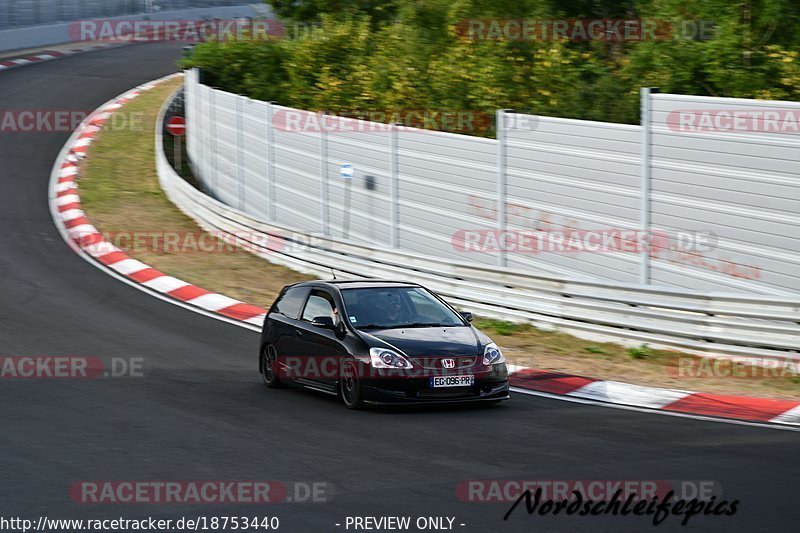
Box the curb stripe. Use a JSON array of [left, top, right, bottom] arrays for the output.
[[108, 258, 150, 276], [186, 293, 240, 311], [662, 393, 800, 422], [0, 44, 123, 74], [168, 285, 211, 301], [567, 380, 693, 410], [509, 370, 597, 395], [60, 209, 85, 222], [96, 251, 130, 266], [770, 405, 800, 425], [218, 303, 268, 322], [65, 216, 91, 229], [77, 233, 104, 248], [58, 202, 82, 212], [128, 268, 167, 283], [141, 276, 190, 294]]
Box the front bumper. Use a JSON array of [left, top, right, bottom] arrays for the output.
[[359, 364, 509, 405]]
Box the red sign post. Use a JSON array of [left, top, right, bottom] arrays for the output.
[[166, 116, 186, 170], [166, 116, 186, 136]]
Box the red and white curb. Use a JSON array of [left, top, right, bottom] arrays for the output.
[[0, 44, 124, 72], [49, 76, 800, 430], [49, 74, 269, 329], [508, 367, 800, 427]]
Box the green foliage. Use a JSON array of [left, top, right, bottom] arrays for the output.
[[585, 346, 605, 354], [473, 318, 532, 336], [182, 0, 800, 134], [267, 0, 400, 26], [627, 344, 653, 359]]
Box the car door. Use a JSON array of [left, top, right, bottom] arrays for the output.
[[297, 289, 349, 391], [269, 286, 311, 381]]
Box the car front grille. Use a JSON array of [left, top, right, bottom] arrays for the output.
[[410, 356, 478, 370]]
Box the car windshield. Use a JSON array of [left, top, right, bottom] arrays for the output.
[[340, 286, 465, 330]]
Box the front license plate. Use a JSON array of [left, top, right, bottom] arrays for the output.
[[429, 375, 475, 388]]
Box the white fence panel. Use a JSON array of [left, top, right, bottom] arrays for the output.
[[184, 71, 800, 296], [650, 93, 800, 295]]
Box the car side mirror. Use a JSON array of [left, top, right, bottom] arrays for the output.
[[460, 311, 474, 323], [311, 316, 335, 329]]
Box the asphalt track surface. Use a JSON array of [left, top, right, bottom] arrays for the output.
[[0, 42, 798, 533]]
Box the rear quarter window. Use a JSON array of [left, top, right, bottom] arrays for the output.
[[273, 287, 310, 319]]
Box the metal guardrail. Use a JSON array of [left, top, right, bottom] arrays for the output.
[[157, 89, 800, 361]]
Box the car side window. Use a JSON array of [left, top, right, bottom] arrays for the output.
[[301, 291, 336, 322], [273, 287, 310, 319]]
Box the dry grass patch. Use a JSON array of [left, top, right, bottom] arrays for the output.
[[79, 78, 313, 309]]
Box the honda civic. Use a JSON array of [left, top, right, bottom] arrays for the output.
[[258, 280, 510, 408]]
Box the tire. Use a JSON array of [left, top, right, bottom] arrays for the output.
[[340, 361, 364, 409], [260, 345, 284, 389]]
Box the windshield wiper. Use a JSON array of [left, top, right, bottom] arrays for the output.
[[358, 322, 458, 330], [390, 322, 455, 329]]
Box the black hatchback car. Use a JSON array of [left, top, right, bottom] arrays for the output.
[[259, 280, 509, 408]]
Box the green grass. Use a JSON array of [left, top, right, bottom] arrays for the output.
[[627, 344, 654, 360], [473, 318, 534, 336]]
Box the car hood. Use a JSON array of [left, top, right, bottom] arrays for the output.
[[363, 326, 482, 357]]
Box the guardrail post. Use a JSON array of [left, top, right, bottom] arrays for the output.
[[639, 87, 659, 284], [210, 89, 219, 194], [202, 81, 211, 191], [390, 122, 401, 248], [266, 101, 276, 222], [320, 112, 329, 236], [236, 96, 246, 211], [199, 81, 206, 188], [496, 109, 510, 268], [187, 71, 194, 176]]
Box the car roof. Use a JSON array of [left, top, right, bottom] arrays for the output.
[[289, 279, 422, 291]]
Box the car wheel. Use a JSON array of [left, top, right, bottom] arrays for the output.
[[340, 361, 364, 409], [261, 345, 283, 389]]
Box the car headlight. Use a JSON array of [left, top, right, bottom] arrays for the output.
[[369, 347, 413, 369], [482, 343, 505, 365]]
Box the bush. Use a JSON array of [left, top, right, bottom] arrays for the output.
[[181, 0, 800, 134]]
